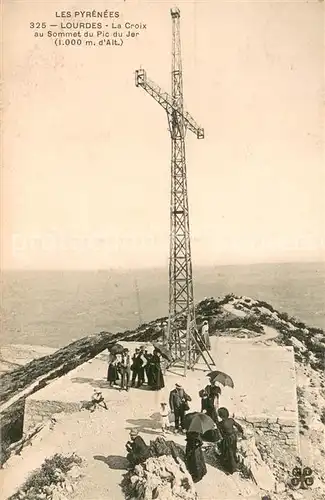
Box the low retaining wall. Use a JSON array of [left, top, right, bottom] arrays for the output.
[[24, 400, 81, 435], [242, 415, 299, 450]]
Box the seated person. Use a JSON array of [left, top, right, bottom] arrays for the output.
[[125, 429, 151, 467], [90, 389, 108, 412]]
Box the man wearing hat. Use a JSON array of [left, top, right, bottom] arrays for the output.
[[131, 348, 142, 387], [169, 383, 192, 433], [201, 319, 211, 350], [138, 345, 147, 386], [125, 429, 151, 467], [120, 348, 131, 391]]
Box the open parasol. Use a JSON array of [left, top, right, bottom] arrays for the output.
[[108, 343, 125, 355], [151, 342, 173, 362], [184, 412, 215, 435], [208, 370, 234, 388]]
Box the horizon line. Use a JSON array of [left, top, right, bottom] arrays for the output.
[[2, 259, 325, 272]]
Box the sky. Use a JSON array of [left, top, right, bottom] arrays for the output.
[[2, 0, 324, 270]]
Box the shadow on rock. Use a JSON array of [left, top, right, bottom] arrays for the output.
[[94, 454, 129, 470]]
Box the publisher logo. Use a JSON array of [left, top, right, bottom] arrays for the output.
[[290, 467, 314, 489]]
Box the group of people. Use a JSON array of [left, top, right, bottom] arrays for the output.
[[117, 321, 244, 484], [185, 406, 244, 483], [107, 345, 165, 392], [125, 379, 244, 485]]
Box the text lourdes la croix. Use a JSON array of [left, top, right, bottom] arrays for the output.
[[55, 10, 146, 31]]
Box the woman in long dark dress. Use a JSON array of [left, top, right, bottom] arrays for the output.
[[204, 383, 221, 422], [185, 431, 207, 483], [216, 407, 244, 474], [150, 350, 165, 390], [145, 353, 154, 387], [107, 354, 119, 386]]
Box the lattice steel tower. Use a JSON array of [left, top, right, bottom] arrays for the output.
[[135, 7, 215, 374]]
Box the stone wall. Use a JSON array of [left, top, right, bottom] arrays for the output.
[[23, 400, 82, 435], [242, 416, 299, 451]]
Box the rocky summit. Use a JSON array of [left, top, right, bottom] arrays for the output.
[[0, 294, 324, 500]]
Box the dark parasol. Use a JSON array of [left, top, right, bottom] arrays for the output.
[[108, 343, 125, 355], [151, 342, 173, 362], [207, 370, 234, 388], [184, 412, 215, 435]]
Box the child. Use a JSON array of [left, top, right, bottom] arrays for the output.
[[160, 402, 169, 434]]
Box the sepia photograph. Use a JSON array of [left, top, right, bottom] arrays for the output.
[[1, 1, 324, 499]]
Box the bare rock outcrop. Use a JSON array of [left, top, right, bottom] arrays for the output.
[[122, 455, 197, 500], [121, 436, 195, 500], [237, 430, 276, 493]]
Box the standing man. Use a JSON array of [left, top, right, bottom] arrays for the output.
[[169, 383, 192, 433], [120, 348, 131, 391], [131, 348, 142, 387], [201, 320, 211, 350]]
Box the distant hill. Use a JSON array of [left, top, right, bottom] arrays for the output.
[[196, 294, 325, 372]]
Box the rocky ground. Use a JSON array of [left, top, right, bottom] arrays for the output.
[[1, 295, 325, 499], [0, 371, 259, 500]]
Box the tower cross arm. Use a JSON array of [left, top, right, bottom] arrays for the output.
[[135, 69, 204, 139], [135, 68, 175, 114], [183, 110, 204, 139]]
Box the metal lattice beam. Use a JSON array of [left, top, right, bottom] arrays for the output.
[[135, 7, 215, 375]]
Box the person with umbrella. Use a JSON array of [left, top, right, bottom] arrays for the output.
[[185, 432, 207, 483], [204, 370, 234, 421], [216, 407, 244, 474], [185, 412, 222, 444], [208, 370, 234, 390], [183, 413, 213, 483], [107, 352, 119, 387], [203, 380, 221, 422], [152, 341, 173, 374], [107, 344, 124, 386]]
